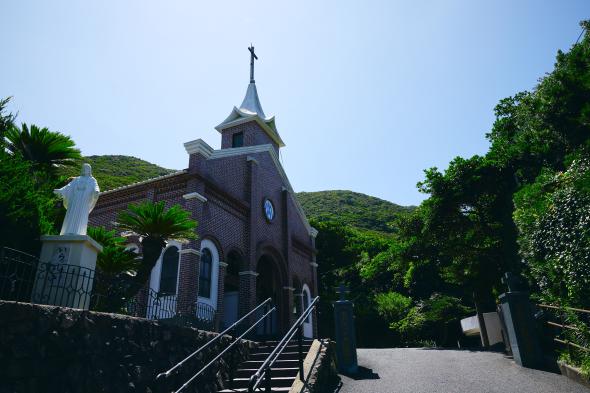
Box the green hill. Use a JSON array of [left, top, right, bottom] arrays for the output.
[[61, 155, 176, 191], [62, 156, 412, 233], [296, 190, 414, 233]]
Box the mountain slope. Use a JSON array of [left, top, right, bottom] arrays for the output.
[[297, 190, 414, 233], [62, 156, 413, 233], [61, 155, 176, 191]]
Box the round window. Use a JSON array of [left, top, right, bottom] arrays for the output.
[[263, 199, 275, 222]]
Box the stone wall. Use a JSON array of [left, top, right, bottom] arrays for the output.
[[289, 339, 339, 393], [0, 301, 256, 393]]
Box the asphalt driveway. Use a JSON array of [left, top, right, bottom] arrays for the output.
[[338, 348, 588, 393]]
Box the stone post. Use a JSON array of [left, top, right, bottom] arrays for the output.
[[333, 284, 358, 374], [498, 273, 543, 368]]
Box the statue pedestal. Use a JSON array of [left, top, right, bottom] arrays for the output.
[[333, 300, 358, 374], [32, 235, 102, 310]]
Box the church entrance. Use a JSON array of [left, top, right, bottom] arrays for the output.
[[256, 254, 284, 336], [222, 250, 241, 330]]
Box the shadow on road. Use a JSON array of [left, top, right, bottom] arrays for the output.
[[341, 365, 380, 381]]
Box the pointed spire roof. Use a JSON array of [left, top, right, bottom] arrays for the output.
[[239, 82, 266, 118], [215, 46, 285, 147]]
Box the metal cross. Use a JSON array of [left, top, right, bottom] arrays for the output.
[[248, 45, 258, 83], [336, 283, 350, 301]]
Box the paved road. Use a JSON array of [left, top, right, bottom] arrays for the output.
[[338, 348, 589, 393]]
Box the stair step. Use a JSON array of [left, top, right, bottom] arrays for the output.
[[253, 344, 311, 354], [241, 359, 300, 369], [233, 367, 299, 379], [225, 376, 295, 389], [259, 340, 313, 346], [249, 351, 303, 360], [218, 388, 291, 393]]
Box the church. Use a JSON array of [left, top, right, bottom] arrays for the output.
[[89, 47, 318, 337]]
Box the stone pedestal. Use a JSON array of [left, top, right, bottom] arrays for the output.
[[333, 300, 358, 374], [32, 235, 102, 310], [499, 291, 542, 368]]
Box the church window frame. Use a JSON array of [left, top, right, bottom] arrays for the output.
[[199, 248, 213, 298], [232, 132, 244, 148], [198, 239, 220, 310], [159, 246, 180, 296]]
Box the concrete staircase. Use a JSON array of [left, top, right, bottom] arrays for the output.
[[218, 339, 314, 393]]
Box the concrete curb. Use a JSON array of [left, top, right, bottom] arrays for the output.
[[558, 361, 590, 389]]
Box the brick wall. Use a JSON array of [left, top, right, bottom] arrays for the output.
[[88, 119, 316, 335], [220, 122, 279, 155]]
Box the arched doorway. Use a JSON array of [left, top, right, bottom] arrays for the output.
[[222, 250, 241, 329], [256, 254, 284, 336]]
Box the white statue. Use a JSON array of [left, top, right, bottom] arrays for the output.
[[54, 163, 100, 236]]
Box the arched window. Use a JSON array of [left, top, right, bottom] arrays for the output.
[[199, 248, 213, 298], [159, 246, 179, 295]]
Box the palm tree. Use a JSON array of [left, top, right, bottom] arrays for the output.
[[88, 226, 140, 276], [87, 226, 141, 312], [0, 97, 16, 145], [4, 123, 81, 174], [116, 201, 197, 288]]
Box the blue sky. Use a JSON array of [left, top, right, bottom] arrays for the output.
[[1, 1, 588, 205]]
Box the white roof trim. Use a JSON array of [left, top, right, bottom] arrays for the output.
[[215, 112, 285, 147], [184, 139, 214, 157], [183, 192, 207, 203], [208, 144, 314, 236], [99, 170, 187, 196]]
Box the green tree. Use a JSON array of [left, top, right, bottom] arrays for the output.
[[5, 123, 81, 177], [0, 97, 15, 148], [88, 226, 139, 277], [0, 98, 59, 252], [514, 153, 590, 308], [87, 226, 141, 312], [116, 201, 197, 290], [417, 156, 519, 312]]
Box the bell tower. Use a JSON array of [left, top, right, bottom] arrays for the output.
[[215, 46, 285, 153]]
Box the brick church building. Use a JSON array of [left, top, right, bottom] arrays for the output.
[[89, 48, 318, 337]]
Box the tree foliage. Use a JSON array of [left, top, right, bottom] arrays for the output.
[[0, 98, 61, 252], [60, 155, 176, 191], [116, 201, 197, 289], [313, 21, 590, 350], [298, 190, 414, 234], [5, 123, 81, 176], [514, 153, 590, 308]]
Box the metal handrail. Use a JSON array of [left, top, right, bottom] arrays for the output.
[[172, 306, 276, 393], [248, 296, 319, 393], [156, 298, 273, 387]]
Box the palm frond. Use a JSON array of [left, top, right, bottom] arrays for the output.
[[5, 123, 81, 171], [116, 201, 197, 242]]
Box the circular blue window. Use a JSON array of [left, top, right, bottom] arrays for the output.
[[264, 199, 275, 222]]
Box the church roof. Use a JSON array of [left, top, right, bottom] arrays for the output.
[[215, 82, 285, 147], [239, 82, 267, 118], [215, 81, 285, 147]]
